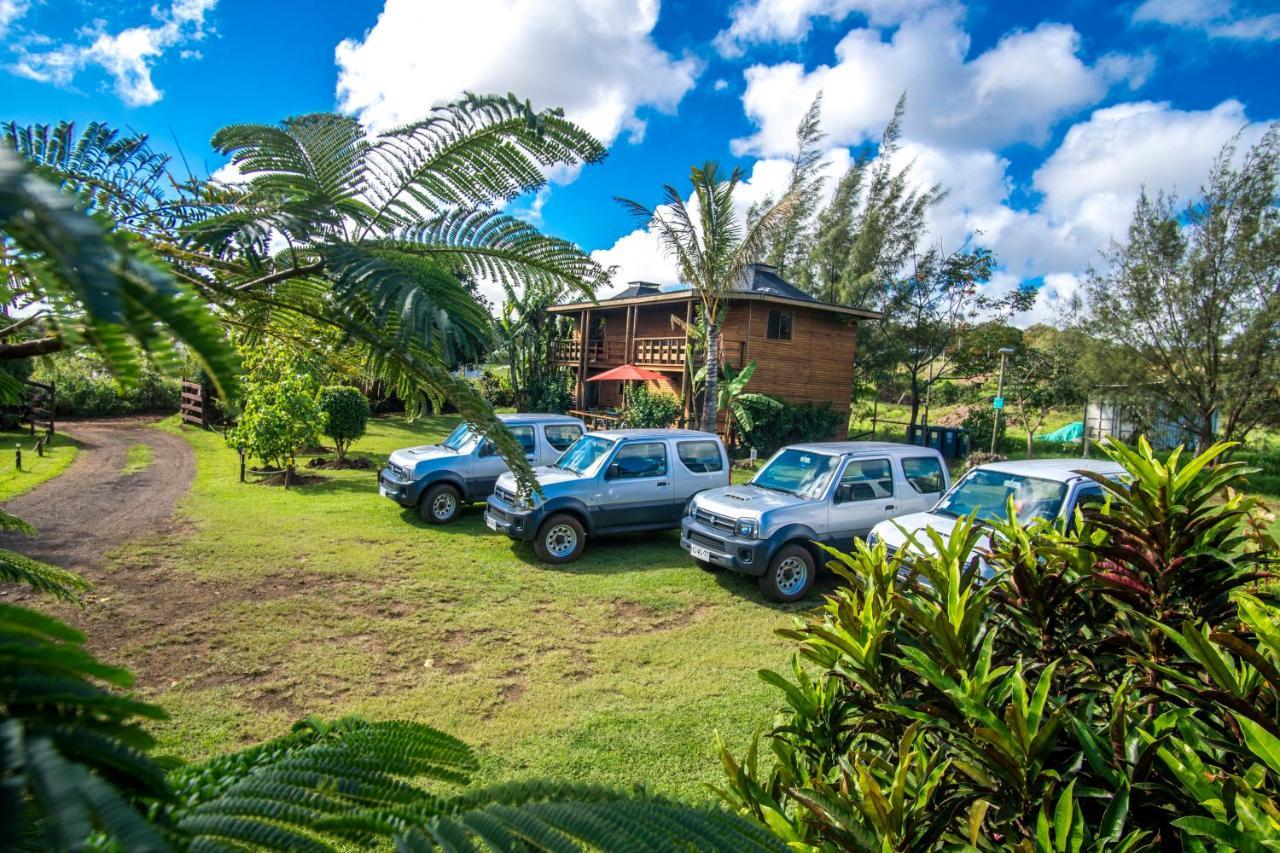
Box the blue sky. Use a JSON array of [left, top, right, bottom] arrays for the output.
[[3, 0, 1278, 322]]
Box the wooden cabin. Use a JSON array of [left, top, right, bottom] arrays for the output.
[[548, 264, 881, 436]]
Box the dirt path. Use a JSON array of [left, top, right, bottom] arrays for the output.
[[0, 417, 195, 573]]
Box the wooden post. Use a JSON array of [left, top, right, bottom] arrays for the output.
[[239, 449, 247, 483], [14, 445, 21, 471], [35, 436, 44, 457], [577, 308, 591, 407]]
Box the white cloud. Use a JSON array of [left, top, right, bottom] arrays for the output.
[[590, 225, 682, 295], [11, 0, 216, 106], [714, 0, 947, 56], [0, 0, 29, 39], [733, 8, 1150, 155], [334, 0, 698, 147], [1133, 0, 1280, 41]]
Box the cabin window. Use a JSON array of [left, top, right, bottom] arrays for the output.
[[767, 309, 793, 341]]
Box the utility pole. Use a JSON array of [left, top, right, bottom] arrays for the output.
[[992, 347, 1015, 454]]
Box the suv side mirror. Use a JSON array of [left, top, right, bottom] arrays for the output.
[[479, 441, 497, 457], [606, 462, 620, 480], [834, 483, 854, 504]]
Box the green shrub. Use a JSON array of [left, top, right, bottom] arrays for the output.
[[32, 353, 180, 417], [522, 370, 574, 413], [740, 400, 843, 456], [717, 438, 1280, 849], [475, 369, 515, 407], [622, 384, 682, 428], [318, 385, 369, 460], [962, 403, 1006, 451], [225, 345, 321, 470]]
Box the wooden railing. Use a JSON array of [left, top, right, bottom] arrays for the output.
[[632, 336, 686, 367], [552, 340, 581, 363], [588, 339, 626, 364], [567, 409, 623, 430]]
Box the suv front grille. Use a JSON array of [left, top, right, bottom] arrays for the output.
[[694, 507, 736, 534], [494, 484, 517, 505], [688, 529, 726, 551]]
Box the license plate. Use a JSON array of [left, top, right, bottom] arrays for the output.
[[689, 545, 712, 562], [379, 485, 390, 497], [485, 515, 500, 532]]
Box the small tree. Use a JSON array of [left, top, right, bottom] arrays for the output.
[[694, 360, 781, 448], [318, 385, 369, 461], [226, 345, 322, 475], [621, 384, 682, 429], [1003, 345, 1083, 458]]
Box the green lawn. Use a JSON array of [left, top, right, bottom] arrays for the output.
[[122, 442, 153, 475], [112, 415, 805, 801], [0, 429, 79, 501]]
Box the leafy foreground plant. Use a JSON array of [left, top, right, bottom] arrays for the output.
[[2, 570, 783, 851], [717, 437, 1280, 850]]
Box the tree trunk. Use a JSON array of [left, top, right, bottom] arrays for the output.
[[907, 373, 921, 431], [1025, 429, 1034, 460], [703, 323, 720, 434], [1196, 411, 1215, 454]]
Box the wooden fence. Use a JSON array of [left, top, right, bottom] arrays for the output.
[[22, 380, 54, 436], [180, 379, 207, 428]]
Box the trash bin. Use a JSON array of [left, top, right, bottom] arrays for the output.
[[905, 425, 970, 459]]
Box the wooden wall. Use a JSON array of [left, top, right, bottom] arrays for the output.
[[720, 301, 859, 439]]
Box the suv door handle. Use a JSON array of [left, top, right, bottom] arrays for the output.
[[884, 504, 896, 511], [656, 481, 669, 487]]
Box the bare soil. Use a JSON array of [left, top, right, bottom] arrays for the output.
[[0, 417, 195, 574]]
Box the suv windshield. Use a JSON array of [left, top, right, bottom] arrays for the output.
[[442, 423, 478, 451], [752, 448, 840, 500], [935, 469, 1067, 525], [555, 435, 616, 475]]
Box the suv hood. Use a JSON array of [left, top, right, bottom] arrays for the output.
[[389, 444, 456, 472], [694, 483, 806, 521], [495, 466, 583, 496], [871, 511, 954, 553]]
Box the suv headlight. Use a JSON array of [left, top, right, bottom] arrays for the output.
[[736, 518, 758, 539], [686, 500, 699, 519], [867, 531, 879, 546]]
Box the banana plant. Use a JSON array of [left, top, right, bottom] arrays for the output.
[[693, 359, 781, 447]]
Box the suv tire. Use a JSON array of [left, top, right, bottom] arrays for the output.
[[535, 513, 586, 563], [759, 544, 815, 602], [420, 483, 462, 525]]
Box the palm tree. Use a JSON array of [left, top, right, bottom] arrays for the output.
[[617, 163, 797, 433], [695, 359, 781, 448]]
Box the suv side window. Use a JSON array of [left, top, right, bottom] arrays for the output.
[[609, 442, 668, 479], [835, 458, 893, 503], [510, 425, 537, 455], [1073, 485, 1107, 513], [544, 424, 583, 452], [902, 456, 946, 494], [677, 440, 723, 473]]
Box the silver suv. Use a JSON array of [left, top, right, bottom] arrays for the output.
[[484, 429, 729, 563], [681, 442, 951, 602], [379, 413, 585, 524]]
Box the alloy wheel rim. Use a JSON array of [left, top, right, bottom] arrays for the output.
[[432, 493, 457, 520], [776, 557, 807, 596], [546, 524, 577, 557]]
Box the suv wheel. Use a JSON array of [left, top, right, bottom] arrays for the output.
[[420, 483, 462, 524], [535, 514, 586, 563], [759, 544, 815, 602]]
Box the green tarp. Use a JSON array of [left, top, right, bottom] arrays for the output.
[[1039, 421, 1084, 443]]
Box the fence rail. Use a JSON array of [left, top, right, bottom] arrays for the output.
[[180, 380, 207, 428]]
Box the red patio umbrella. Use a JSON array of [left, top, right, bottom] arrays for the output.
[[585, 363, 666, 383]]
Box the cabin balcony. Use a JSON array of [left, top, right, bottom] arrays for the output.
[[632, 336, 687, 368]]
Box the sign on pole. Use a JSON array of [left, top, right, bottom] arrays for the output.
[[992, 397, 1004, 410]]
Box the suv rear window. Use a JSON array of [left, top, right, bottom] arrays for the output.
[[677, 440, 723, 473], [902, 456, 945, 494], [544, 423, 583, 451]]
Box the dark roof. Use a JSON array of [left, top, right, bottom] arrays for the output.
[[738, 264, 813, 301], [549, 263, 882, 320], [610, 281, 665, 300]]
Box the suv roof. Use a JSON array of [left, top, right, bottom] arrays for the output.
[[591, 428, 720, 442], [497, 413, 584, 425], [971, 457, 1127, 483], [786, 441, 940, 457]]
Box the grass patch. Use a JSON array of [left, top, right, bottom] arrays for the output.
[[0, 429, 78, 501], [106, 415, 807, 800], [121, 443, 153, 475]]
